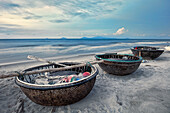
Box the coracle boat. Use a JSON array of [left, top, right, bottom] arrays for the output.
[[15, 62, 98, 106], [95, 53, 142, 75], [131, 46, 164, 60]]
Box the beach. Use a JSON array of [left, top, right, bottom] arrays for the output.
[[0, 48, 170, 113], [0, 0, 169, 112]]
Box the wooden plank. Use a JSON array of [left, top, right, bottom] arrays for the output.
[[0, 60, 103, 79]]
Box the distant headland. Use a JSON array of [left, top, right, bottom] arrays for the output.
[[59, 36, 130, 40]]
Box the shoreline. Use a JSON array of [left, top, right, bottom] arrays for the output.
[[0, 48, 130, 67], [0, 40, 169, 65]]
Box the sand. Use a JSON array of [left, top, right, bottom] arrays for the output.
[[0, 49, 170, 113]]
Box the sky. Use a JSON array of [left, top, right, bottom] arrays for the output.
[[0, 0, 170, 39]]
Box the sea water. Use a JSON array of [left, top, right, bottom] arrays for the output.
[[0, 39, 169, 64]]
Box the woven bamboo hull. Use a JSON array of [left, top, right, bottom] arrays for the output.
[[15, 62, 98, 106], [95, 53, 142, 76], [131, 46, 164, 60], [20, 77, 96, 106], [98, 62, 141, 75]]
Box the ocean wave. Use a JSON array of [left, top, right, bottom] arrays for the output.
[[0, 40, 169, 64], [0, 45, 61, 54], [15, 44, 40, 47], [52, 44, 79, 47], [0, 41, 168, 54], [78, 41, 168, 51]]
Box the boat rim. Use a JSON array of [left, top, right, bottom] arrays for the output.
[[15, 65, 98, 90], [95, 53, 142, 63], [131, 48, 164, 52]]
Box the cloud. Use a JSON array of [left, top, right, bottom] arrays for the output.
[[0, 0, 123, 19], [24, 15, 42, 19], [113, 27, 127, 35], [0, 2, 20, 9], [0, 0, 125, 38], [49, 19, 69, 23], [0, 24, 21, 27]]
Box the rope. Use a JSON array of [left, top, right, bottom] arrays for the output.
[[85, 62, 92, 72], [86, 62, 92, 68], [88, 62, 93, 67], [15, 71, 28, 82]]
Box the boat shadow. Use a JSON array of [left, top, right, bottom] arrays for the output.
[[154, 56, 170, 61], [100, 65, 155, 81], [164, 51, 170, 53]]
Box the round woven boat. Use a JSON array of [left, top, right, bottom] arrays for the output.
[[15, 62, 98, 106], [95, 53, 142, 76], [131, 46, 164, 60]]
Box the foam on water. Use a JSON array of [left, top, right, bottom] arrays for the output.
[[0, 39, 169, 64]]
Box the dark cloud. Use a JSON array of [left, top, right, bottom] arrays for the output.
[[71, 12, 90, 18], [0, 24, 21, 27], [104, 8, 117, 13], [7, 3, 20, 7], [0, 2, 20, 9], [24, 15, 42, 19], [49, 19, 69, 23]]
